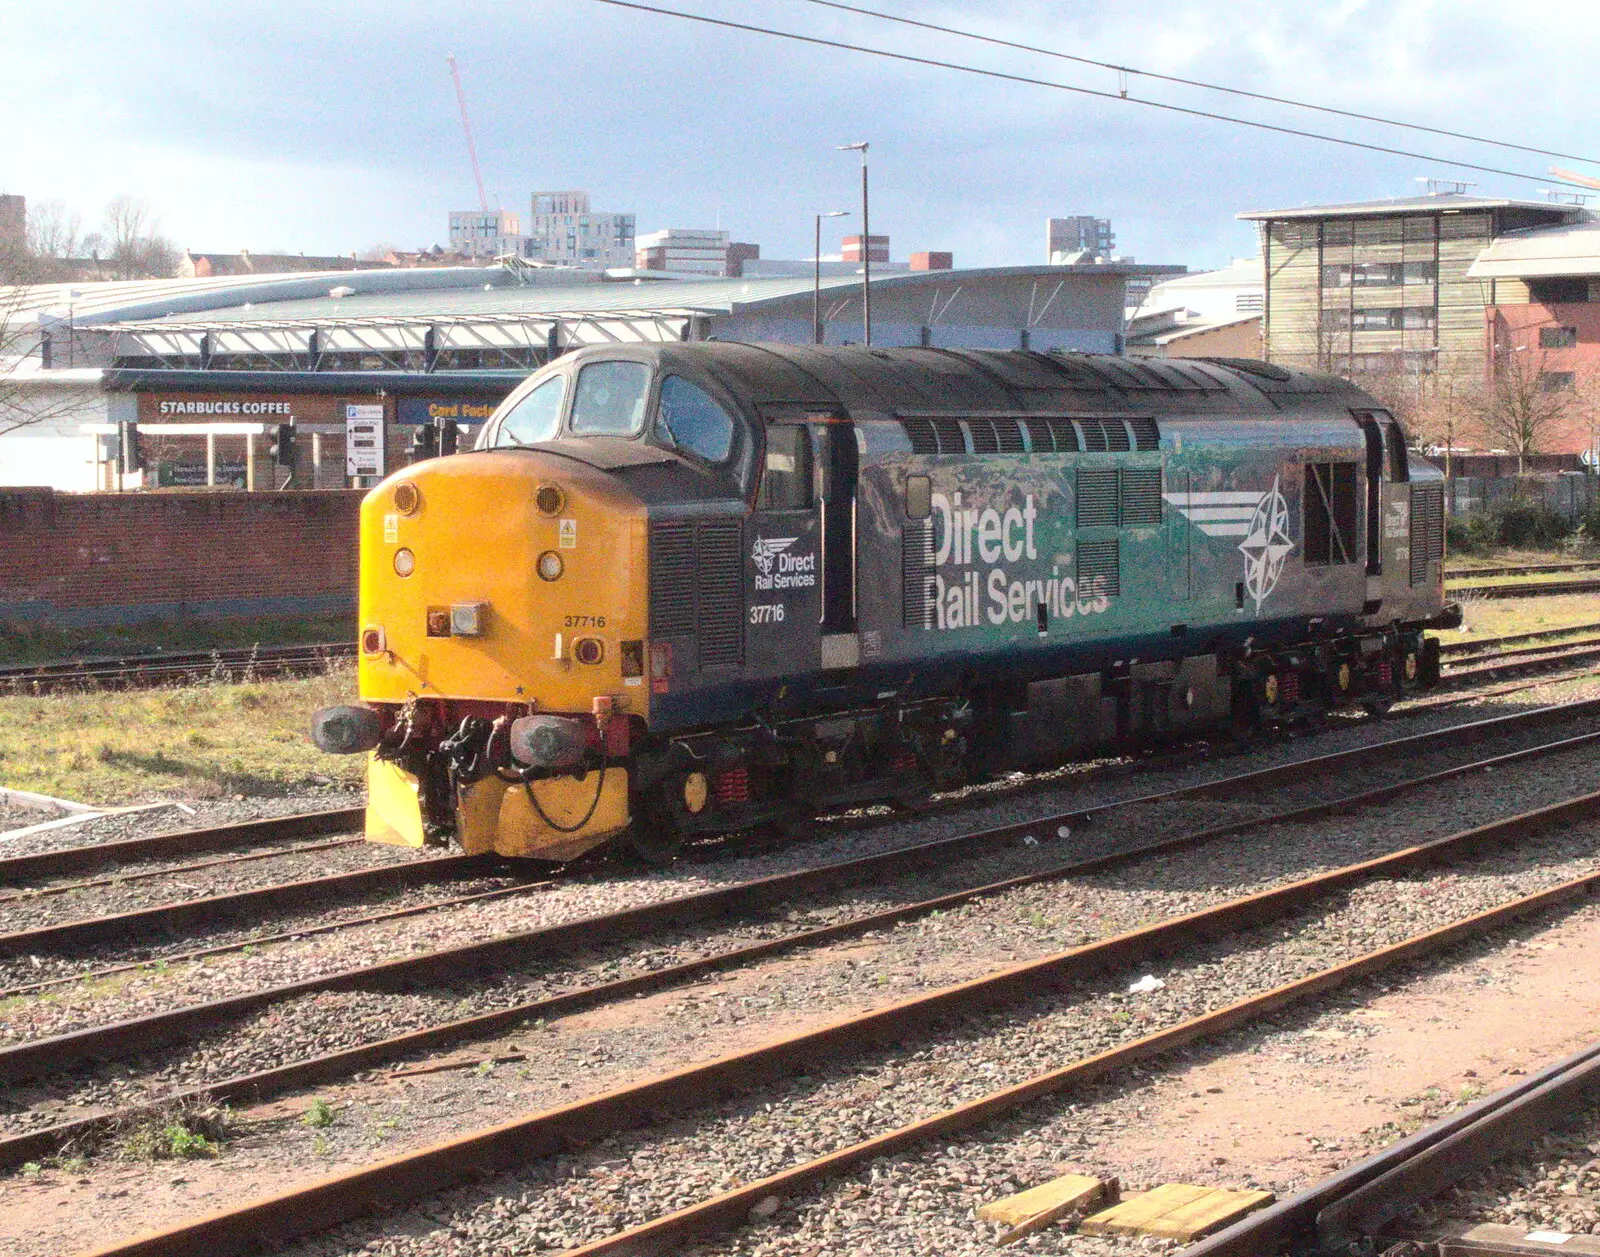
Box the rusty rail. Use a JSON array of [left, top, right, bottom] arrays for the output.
[[0, 807, 364, 884], [5, 701, 1597, 1098], [76, 786, 1600, 1257]]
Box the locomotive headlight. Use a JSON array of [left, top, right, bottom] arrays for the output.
[[537, 551, 564, 581], [393, 547, 416, 577], [450, 602, 487, 637], [535, 484, 565, 516]]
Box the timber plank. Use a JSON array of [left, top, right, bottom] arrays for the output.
[[977, 1173, 1110, 1227]]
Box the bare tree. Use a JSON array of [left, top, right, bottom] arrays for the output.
[[99, 196, 178, 280], [25, 200, 83, 272], [357, 242, 401, 263], [0, 251, 93, 440], [1473, 346, 1585, 473]]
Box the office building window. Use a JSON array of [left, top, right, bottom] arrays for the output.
[[1539, 326, 1579, 349]]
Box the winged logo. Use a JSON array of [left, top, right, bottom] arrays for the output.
[[751, 536, 798, 575], [1164, 480, 1296, 612]]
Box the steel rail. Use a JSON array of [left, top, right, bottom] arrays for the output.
[[0, 851, 501, 957], [0, 837, 363, 906], [1441, 635, 1600, 668], [1315, 1042, 1600, 1246], [1447, 577, 1600, 599], [561, 869, 1600, 1257], [0, 807, 364, 884], [10, 719, 1600, 1170], [73, 789, 1600, 1257], [0, 642, 355, 695], [1440, 622, 1600, 656], [1445, 561, 1600, 581], [0, 878, 560, 1001], [5, 694, 1586, 963], [1436, 641, 1600, 685], [1182, 1046, 1600, 1257]]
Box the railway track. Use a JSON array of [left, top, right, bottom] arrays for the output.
[[67, 774, 1600, 1257], [3, 684, 1596, 989], [1440, 621, 1600, 657], [1446, 576, 1600, 600], [1445, 560, 1600, 581], [1185, 1039, 1600, 1257], [5, 701, 1599, 1177], [0, 642, 355, 695]]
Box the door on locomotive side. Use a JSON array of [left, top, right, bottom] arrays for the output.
[[1352, 408, 1413, 608], [743, 418, 828, 679]]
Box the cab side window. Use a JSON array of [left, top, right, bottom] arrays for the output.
[[757, 424, 814, 510], [656, 375, 737, 464], [493, 376, 564, 447]]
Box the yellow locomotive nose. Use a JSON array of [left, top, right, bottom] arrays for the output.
[[352, 450, 648, 859]]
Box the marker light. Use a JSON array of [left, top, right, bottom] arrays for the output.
[[392, 481, 421, 515], [535, 484, 565, 516], [537, 551, 564, 581], [393, 548, 416, 577]]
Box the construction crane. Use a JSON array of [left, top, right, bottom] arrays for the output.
[[1550, 166, 1600, 191], [446, 53, 489, 214]]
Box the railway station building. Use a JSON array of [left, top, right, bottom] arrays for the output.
[[2, 258, 1168, 493]]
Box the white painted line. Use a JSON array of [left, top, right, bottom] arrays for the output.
[[0, 786, 100, 814], [0, 800, 182, 843]]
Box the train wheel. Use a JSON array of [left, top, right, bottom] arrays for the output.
[[619, 819, 684, 867]]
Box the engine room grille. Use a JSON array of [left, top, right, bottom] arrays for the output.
[[695, 519, 746, 668], [649, 518, 745, 669], [647, 521, 696, 637], [1128, 417, 1161, 451], [902, 519, 937, 629], [1076, 469, 1120, 528], [1076, 538, 1121, 598], [1119, 468, 1165, 527], [1410, 482, 1445, 585], [899, 417, 967, 455], [1023, 416, 1082, 453]]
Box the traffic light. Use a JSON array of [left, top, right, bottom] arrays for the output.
[[116, 421, 142, 475], [269, 422, 297, 468], [409, 423, 439, 463], [436, 417, 460, 457]]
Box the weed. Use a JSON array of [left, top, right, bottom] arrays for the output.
[[302, 1098, 337, 1129], [20, 1161, 42, 1178], [312, 1134, 330, 1156], [117, 1107, 229, 1162]]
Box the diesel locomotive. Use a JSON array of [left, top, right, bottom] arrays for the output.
[[311, 344, 1457, 862]]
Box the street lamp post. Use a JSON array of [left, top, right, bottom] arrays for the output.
[[813, 210, 849, 345], [838, 141, 871, 346]]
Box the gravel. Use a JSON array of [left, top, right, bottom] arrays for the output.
[[1397, 1095, 1600, 1241], [278, 818, 1600, 1257], [5, 699, 1600, 1144], [0, 790, 364, 861]]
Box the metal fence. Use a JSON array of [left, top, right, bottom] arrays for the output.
[[1449, 474, 1598, 521]]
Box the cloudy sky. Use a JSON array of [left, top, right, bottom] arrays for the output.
[[3, 0, 1596, 271]]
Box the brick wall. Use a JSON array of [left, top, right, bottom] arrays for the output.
[[0, 489, 362, 627]]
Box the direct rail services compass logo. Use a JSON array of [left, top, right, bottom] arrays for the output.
[[751, 536, 797, 576], [1163, 477, 1295, 611]]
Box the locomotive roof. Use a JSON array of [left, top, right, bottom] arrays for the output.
[[629, 343, 1361, 418]]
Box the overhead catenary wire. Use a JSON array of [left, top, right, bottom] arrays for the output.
[[798, 0, 1600, 169], [584, 0, 1583, 190]]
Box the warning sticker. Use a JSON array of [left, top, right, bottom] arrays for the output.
[[383, 514, 399, 544], [558, 518, 578, 549]]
